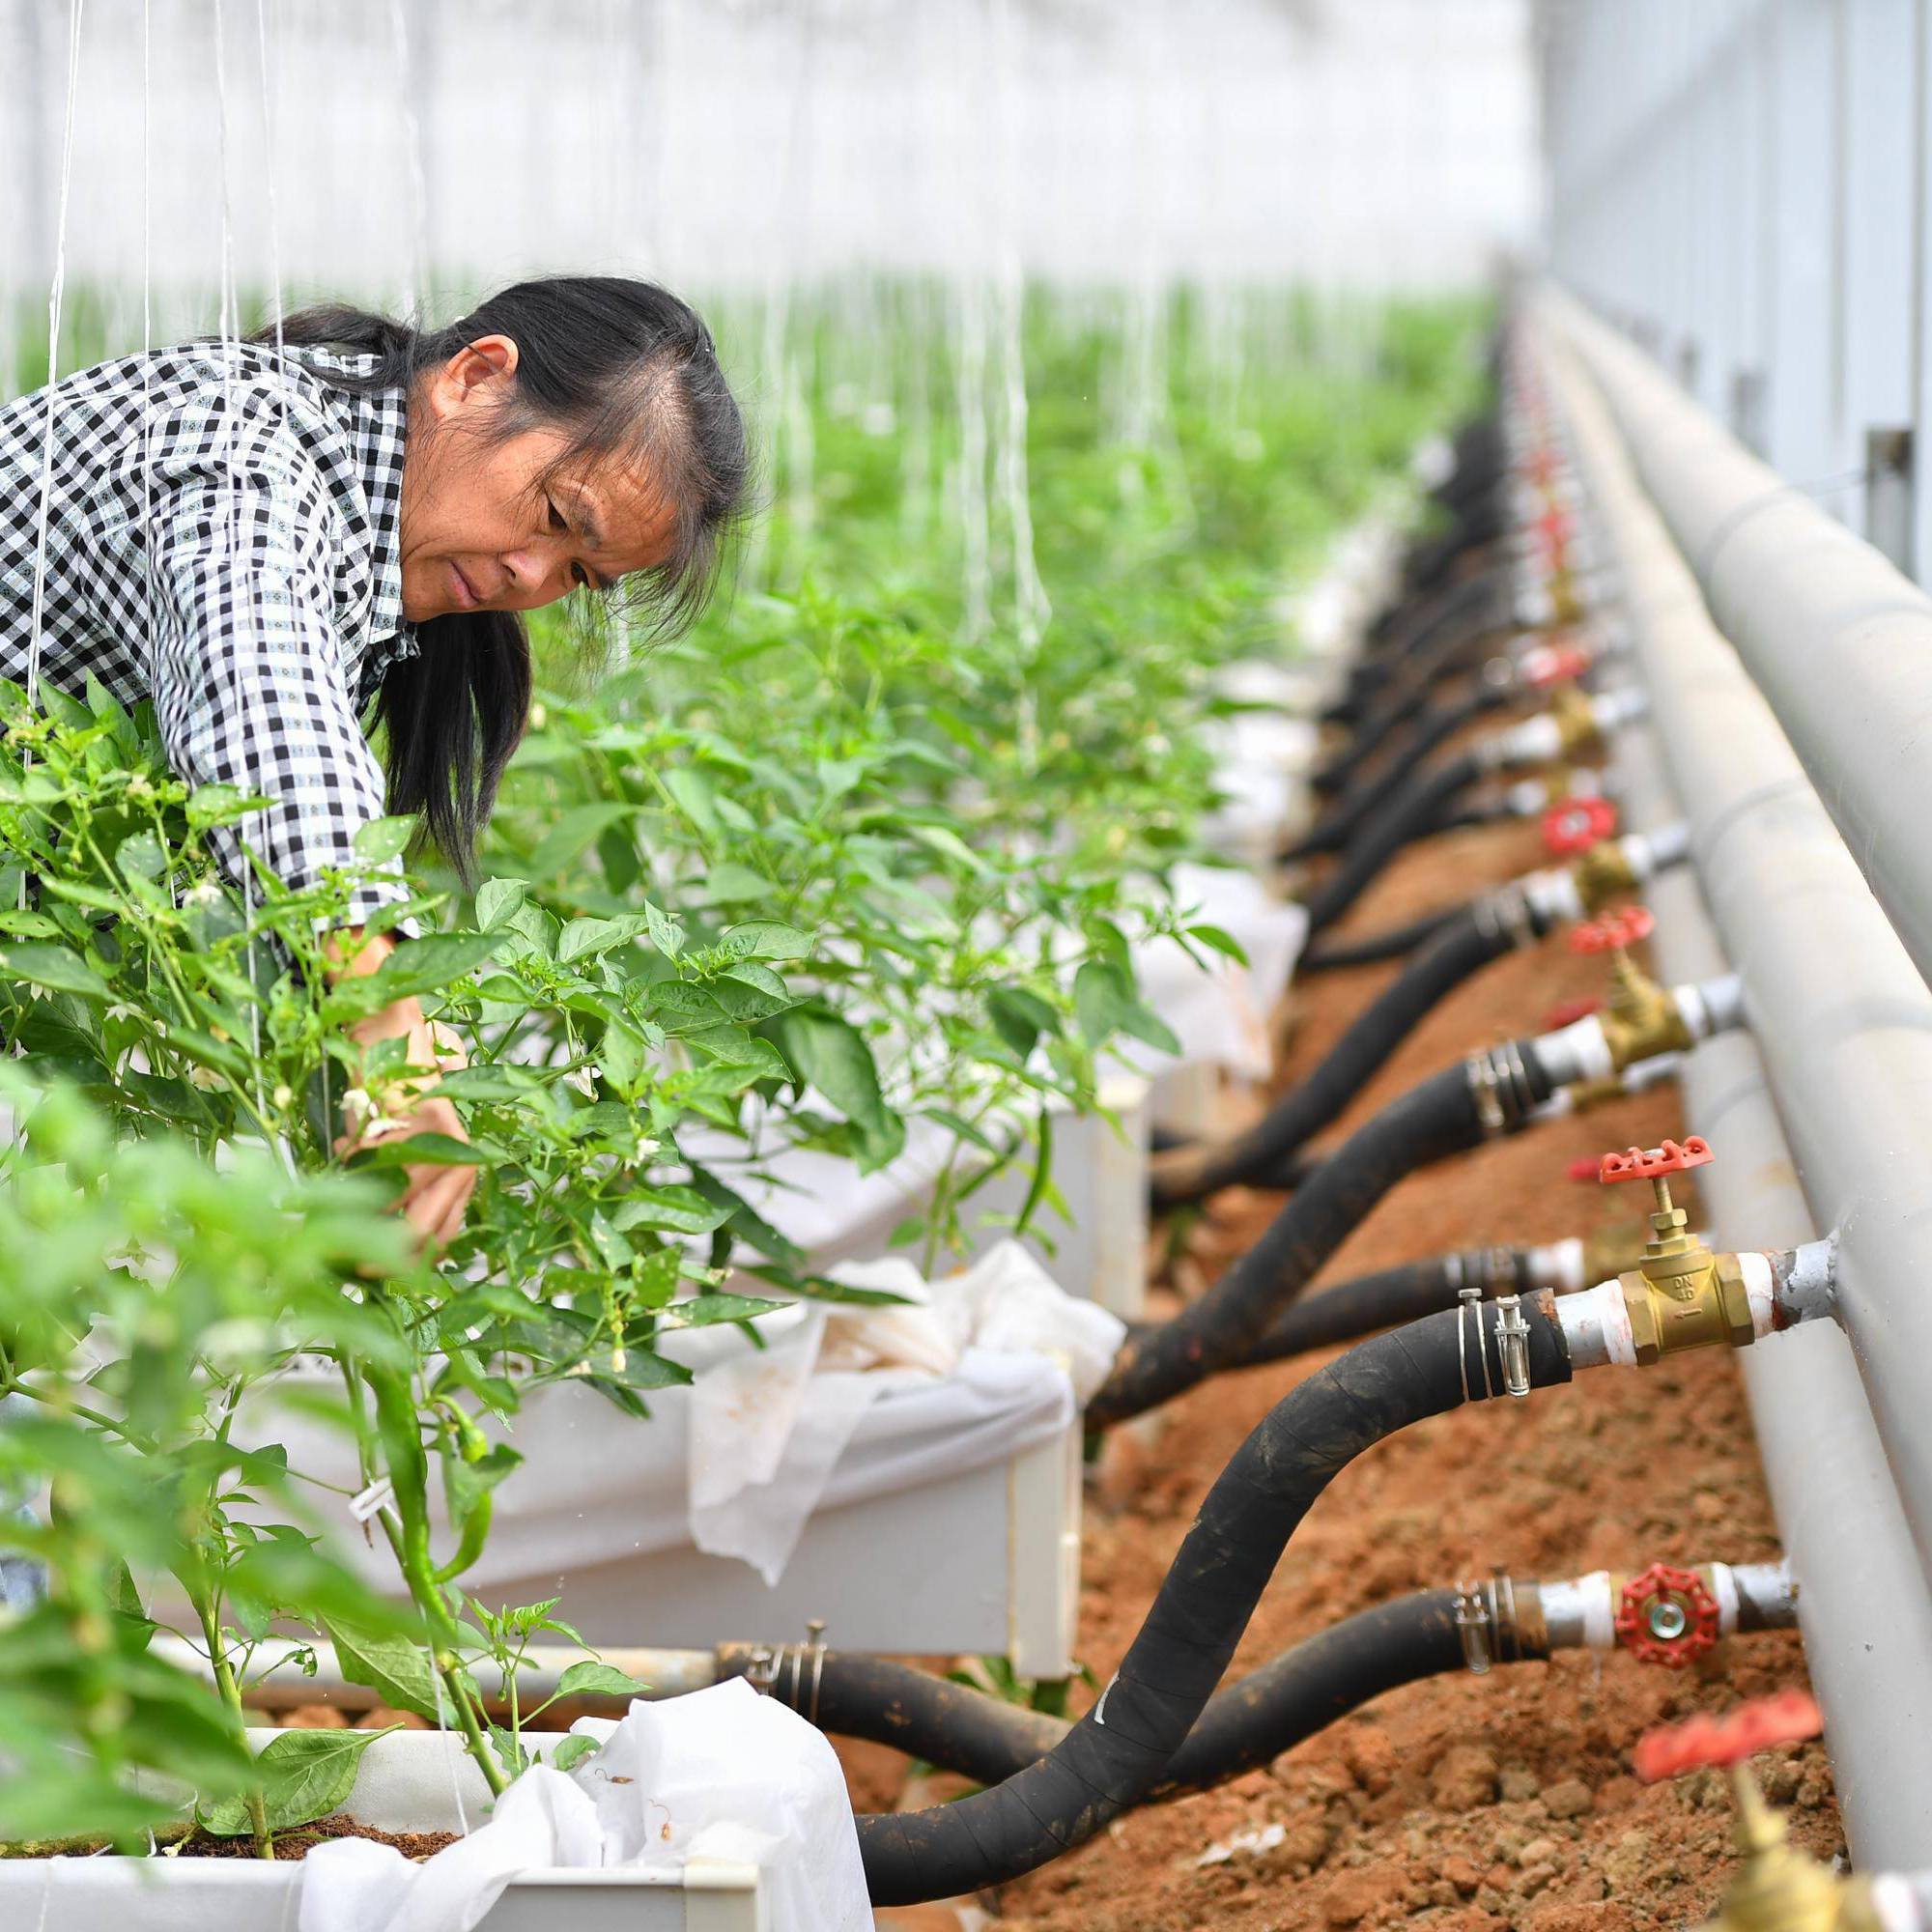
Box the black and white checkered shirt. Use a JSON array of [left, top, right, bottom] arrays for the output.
[[0, 341, 419, 926]]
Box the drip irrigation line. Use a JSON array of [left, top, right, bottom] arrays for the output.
[[1151, 902, 1535, 1211], [854, 1301, 1574, 1903], [1300, 751, 1485, 936], [1094, 1036, 1557, 1428]]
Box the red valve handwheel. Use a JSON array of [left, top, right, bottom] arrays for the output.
[[1598, 1135, 1714, 1186], [1522, 642, 1595, 692], [1569, 904, 1655, 954], [1615, 1562, 1723, 1668], [1543, 993, 1604, 1030], [1633, 1690, 1823, 1784], [1544, 794, 1619, 855]]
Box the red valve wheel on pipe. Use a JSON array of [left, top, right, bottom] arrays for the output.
[[1570, 904, 1656, 954], [1522, 642, 1596, 693], [1544, 794, 1619, 854], [1598, 1135, 1714, 1186], [1615, 1562, 1722, 1668], [1634, 1690, 1823, 1783]]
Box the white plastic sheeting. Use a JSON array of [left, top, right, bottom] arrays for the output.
[[299, 1688, 867, 1932]]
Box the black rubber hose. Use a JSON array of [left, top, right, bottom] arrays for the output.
[[1093, 1040, 1556, 1429], [856, 1302, 1574, 1903], [1296, 687, 1514, 859], [1300, 902, 1467, 971], [1323, 577, 1501, 728], [720, 1589, 1537, 1803], [1149, 905, 1525, 1211], [1242, 1250, 1534, 1366], [1301, 751, 1484, 937]]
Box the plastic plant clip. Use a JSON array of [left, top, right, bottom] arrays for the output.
[[1615, 1562, 1722, 1667], [1544, 793, 1619, 854], [1633, 1690, 1824, 1784]]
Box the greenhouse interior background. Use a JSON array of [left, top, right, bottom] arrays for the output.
[[4, 3, 1932, 1930]]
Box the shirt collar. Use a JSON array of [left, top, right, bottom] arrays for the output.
[[353, 380, 412, 647]]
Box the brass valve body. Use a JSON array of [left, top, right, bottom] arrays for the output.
[[1550, 684, 1604, 756], [1616, 1174, 1754, 1364], [1570, 837, 1640, 914], [1598, 954, 1692, 1070], [1581, 1219, 1651, 1285], [1700, 1771, 1888, 1932]]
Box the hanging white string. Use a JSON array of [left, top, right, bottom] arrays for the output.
[[19, 0, 87, 923], [387, 0, 431, 312]]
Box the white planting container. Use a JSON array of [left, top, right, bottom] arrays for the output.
[[0, 1729, 765, 1931]]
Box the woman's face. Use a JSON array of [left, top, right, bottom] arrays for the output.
[[397, 335, 678, 623]]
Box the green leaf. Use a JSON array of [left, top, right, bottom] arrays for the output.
[[703, 861, 771, 904], [722, 921, 814, 961], [197, 1725, 401, 1835], [475, 878, 527, 931], [185, 782, 275, 829], [324, 1618, 442, 1722], [550, 1733, 601, 1772], [0, 942, 110, 1000], [987, 985, 1059, 1058], [663, 1292, 787, 1327], [527, 803, 639, 881], [1073, 960, 1136, 1043], [368, 932, 500, 1002], [353, 815, 416, 864], [663, 766, 722, 840], [553, 1659, 652, 1701], [611, 1185, 734, 1236], [643, 899, 685, 958], [774, 1009, 887, 1132], [1185, 922, 1250, 965], [557, 914, 646, 964]]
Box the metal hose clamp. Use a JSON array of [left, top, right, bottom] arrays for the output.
[[1492, 1293, 1533, 1399], [1457, 1286, 1494, 1402], [1455, 1569, 1525, 1676], [1473, 885, 1534, 951], [1464, 1051, 1508, 1136]]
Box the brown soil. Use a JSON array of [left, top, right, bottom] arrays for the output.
[[174, 1814, 457, 1862], [867, 800, 1839, 1930]]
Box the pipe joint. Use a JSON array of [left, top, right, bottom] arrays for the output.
[[1464, 1038, 1546, 1136], [1772, 1236, 1837, 1329]]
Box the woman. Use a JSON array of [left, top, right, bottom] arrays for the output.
[[0, 274, 750, 1248]]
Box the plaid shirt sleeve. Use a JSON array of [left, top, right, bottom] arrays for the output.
[[143, 403, 412, 931]]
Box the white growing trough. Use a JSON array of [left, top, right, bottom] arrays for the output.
[[0, 1687, 874, 1931]]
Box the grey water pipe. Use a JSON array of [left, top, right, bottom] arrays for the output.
[[1539, 292, 1932, 1590], [1545, 287, 1932, 998], [1544, 346, 1932, 1865]]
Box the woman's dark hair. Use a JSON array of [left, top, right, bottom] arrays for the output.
[[251, 276, 751, 880]]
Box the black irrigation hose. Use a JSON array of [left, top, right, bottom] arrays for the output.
[[1301, 751, 1484, 937], [1242, 1251, 1533, 1366], [1300, 902, 1467, 972], [1296, 686, 1514, 859], [1150, 905, 1528, 1212], [856, 1302, 1574, 1904], [1092, 1039, 1556, 1429], [721, 1589, 1531, 1804]]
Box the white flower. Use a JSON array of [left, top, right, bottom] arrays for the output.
[[271, 1083, 294, 1110], [187, 1065, 223, 1091], [125, 773, 155, 801], [528, 701, 550, 730], [185, 880, 222, 907]]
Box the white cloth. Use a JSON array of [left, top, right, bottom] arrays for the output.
[[1127, 861, 1307, 1084], [298, 1682, 869, 1932], [237, 1243, 1121, 1598], [677, 1240, 1123, 1580]]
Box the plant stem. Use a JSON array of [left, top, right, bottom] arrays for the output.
[[198, 1602, 273, 1859]]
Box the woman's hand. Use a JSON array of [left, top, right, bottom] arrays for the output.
[[327, 929, 478, 1251]]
